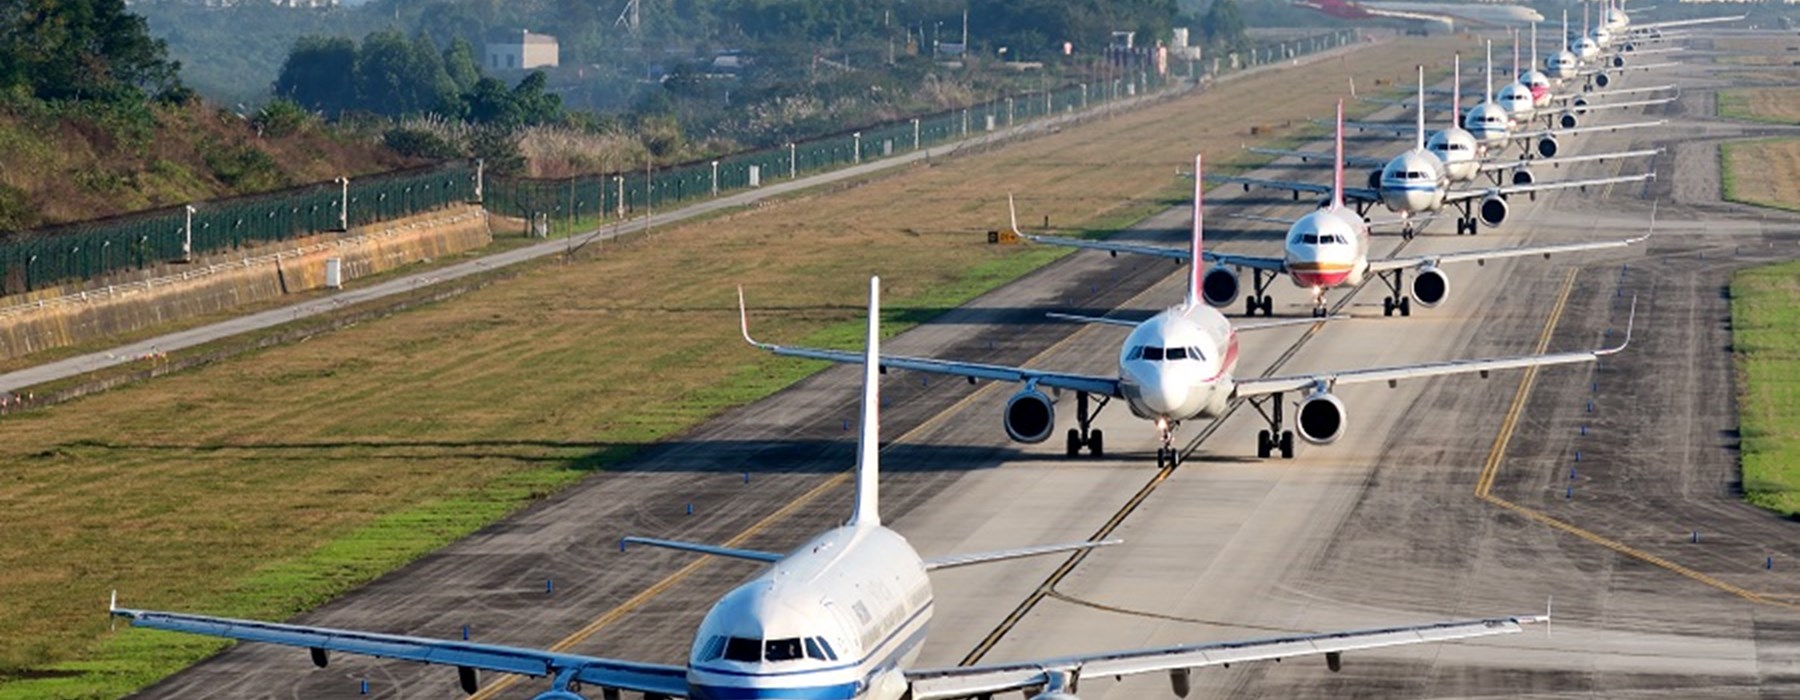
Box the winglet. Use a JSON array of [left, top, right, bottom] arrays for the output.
[[736, 286, 767, 349], [1597, 295, 1637, 356]]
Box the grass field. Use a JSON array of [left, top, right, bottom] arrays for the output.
[[1716, 87, 1800, 125], [0, 36, 1467, 698], [1720, 138, 1800, 213], [1731, 261, 1800, 517]]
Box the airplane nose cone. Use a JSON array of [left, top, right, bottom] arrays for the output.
[[1141, 371, 1188, 416]]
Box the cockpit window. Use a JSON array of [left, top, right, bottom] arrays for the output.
[[765, 638, 805, 662], [1142, 346, 1164, 361], [724, 636, 762, 662], [698, 635, 727, 662], [815, 637, 839, 661], [1165, 347, 1187, 360]]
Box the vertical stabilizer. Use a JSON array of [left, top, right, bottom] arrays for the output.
[[1563, 9, 1570, 45], [1414, 65, 1425, 150], [1530, 23, 1539, 69], [1331, 100, 1345, 211], [1452, 55, 1461, 118], [1185, 155, 1204, 306], [850, 276, 882, 528], [1512, 29, 1521, 79], [1485, 40, 1494, 101], [1583, 2, 1590, 37]]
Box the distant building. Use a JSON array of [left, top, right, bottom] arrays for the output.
[[486, 31, 559, 72]]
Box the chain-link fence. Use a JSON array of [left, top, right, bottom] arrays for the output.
[[0, 163, 476, 295]]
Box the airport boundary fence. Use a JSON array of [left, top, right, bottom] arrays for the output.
[[0, 163, 476, 295]]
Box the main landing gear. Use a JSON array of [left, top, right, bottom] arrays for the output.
[[1243, 269, 1276, 317], [1379, 268, 1414, 317], [1250, 392, 1296, 459], [1065, 392, 1111, 457]]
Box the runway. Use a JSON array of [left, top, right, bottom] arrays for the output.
[[133, 33, 1800, 700]]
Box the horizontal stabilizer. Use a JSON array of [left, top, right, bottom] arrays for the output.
[[621, 536, 782, 563], [924, 539, 1120, 571], [1237, 315, 1346, 332]]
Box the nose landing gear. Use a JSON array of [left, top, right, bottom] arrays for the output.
[[1155, 418, 1182, 468]]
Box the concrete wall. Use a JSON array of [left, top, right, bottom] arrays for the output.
[[0, 206, 490, 361]]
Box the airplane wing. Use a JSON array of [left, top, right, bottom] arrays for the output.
[[1249, 146, 1387, 168], [1512, 118, 1666, 141], [1626, 14, 1744, 31], [1557, 94, 1678, 113], [109, 598, 690, 697], [1337, 118, 1413, 135], [1578, 61, 1679, 76], [1206, 174, 1381, 206], [905, 613, 1548, 700], [1234, 298, 1633, 398], [922, 539, 1120, 571], [1442, 171, 1654, 206], [1021, 233, 1289, 274], [739, 288, 1122, 398], [1365, 230, 1649, 273], [1546, 84, 1673, 103], [1478, 148, 1662, 174]]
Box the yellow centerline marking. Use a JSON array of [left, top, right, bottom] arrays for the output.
[[472, 276, 1149, 697], [1474, 268, 1797, 612]]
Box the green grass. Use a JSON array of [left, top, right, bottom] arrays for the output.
[[0, 37, 1464, 699], [1716, 88, 1800, 126], [1731, 261, 1800, 518]]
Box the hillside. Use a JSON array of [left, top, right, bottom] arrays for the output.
[[0, 101, 414, 232]]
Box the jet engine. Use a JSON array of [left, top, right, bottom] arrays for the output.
[[1411, 265, 1449, 308], [530, 692, 585, 700], [1200, 266, 1241, 308], [1296, 392, 1347, 445], [1593, 72, 1612, 89], [1557, 111, 1579, 129], [1004, 389, 1056, 444], [1535, 136, 1560, 159], [1366, 169, 1382, 190], [1610, 55, 1626, 68], [1479, 194, 1509, 228]]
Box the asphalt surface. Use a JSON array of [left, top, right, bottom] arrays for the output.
[[130, 32, 1800, 700]]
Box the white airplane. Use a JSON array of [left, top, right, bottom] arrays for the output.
[[1257, 57, 1662, 194], [1222, 66, 1655, 237], [1412, 34, 1677, 132], [1601, 0, 1744, 45], [1165, 102, 1649, 319], [744, 154, 1635, 464], [111, 276, 1554, 700]]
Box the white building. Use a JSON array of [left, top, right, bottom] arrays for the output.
[[486, 31, 560, 72]]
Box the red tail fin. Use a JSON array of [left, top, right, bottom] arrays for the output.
[[1331, 99, 1345, 211]]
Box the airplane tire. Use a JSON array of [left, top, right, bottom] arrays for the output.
[[1258, 430, 1273, 459], [1400, 297, 1413, 317], [1280, 431, 1295, 459], [1066, 429, 1082, 457], [1383, 297, 1396, 317], [1088, 430, 1104, 457]]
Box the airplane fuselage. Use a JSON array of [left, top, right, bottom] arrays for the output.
[[686, 525, 933, 700], [1118, 304, 1238, 424], [1379, 149, 1449, 215]]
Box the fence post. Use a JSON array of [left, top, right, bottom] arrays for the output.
[[912, 118, 920, 150], [337, 177, 349, 230], [182, 205, 195, 262], [789, 143, 797, 179], [711, 160, 719, 196], [853, 133, 862, 164]]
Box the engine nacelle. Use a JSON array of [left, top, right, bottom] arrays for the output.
[[1200, 266, 1241, 308], [1296, 392, 1347, 445], [1557, 111, 1579, 129], [1411, 265, 1449, 307], [1003, 389, 1056, 444], [1030, 694, 1079, 700], [529, 692, 585, 700], [1535, 136, 1560, 159], [1479, 194, 1509, 228], [1594, 72, 1612, 89], [1610, 55, 1626, 68], [1511, 167, 1535, 187], [1366, 169, 1382, 191]]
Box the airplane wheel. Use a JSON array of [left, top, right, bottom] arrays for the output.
[[1257, 430, 1273, 459], [1088, 430, 1104, 457], [1066, 429, 1082, 457], [1400, 297, 1413, 317], [1383, 297, 1396, 317], [1246, 296, 1260, 317], [1280, 431, 1295, 459]]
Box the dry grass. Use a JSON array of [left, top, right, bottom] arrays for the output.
[[1717, 87, 1800, 125], [1721, 138, 1800, 212], [1713, 35, 1800, 66], [0, 36, 1468, 697]]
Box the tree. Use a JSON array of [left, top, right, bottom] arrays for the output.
[[0, 0, 183, 102], [355, 29, 419, 115], [409, 34, 462, 116], [1201, 0, 1249, 55], [274, 35, 358, 116], [510, 71, 562, 126], [443, 37, 482, 92]]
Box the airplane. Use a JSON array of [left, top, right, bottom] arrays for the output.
[[1291, 0, 1543, 28], [1219, 66, 1656, 237], [1255, 56, 1662, 191], [742, 154, 1636, 464], [1601, 0, 1744, 45], [111, 275, 1556, 700], [1402, 33, 1676, 132], [1132, 101, 1649, 320]]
